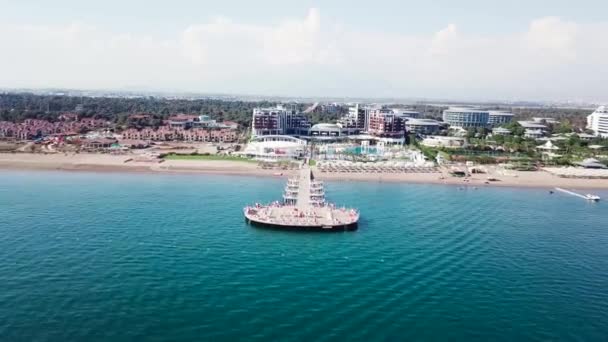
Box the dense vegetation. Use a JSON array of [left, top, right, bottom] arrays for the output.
[[0, 93, 296, 129], [1, 93, 596, 132], [0, 93, 358, 130]]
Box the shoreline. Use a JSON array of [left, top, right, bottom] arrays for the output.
[[1, 153, 607, 190]]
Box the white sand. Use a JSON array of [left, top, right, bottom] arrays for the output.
[[1, 153, 607, 189]]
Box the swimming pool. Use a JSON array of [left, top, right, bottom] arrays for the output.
[[325, 146, 380, 155], [344, 146, 379, 155]]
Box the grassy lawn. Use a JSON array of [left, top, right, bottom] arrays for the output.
[[163, 153, 257, 163], [308, 159, 317, 166]]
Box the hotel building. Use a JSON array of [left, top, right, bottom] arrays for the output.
[[442, 107, 513, 128], [251, 106, 311, 137], [392, 109, 421, 119], [587, 106, 608, 137], [488, 111, 515, 126], [443, 107, 490, 128], [337, 104, 369, 134], [284, 113, 311, 136], [242, 135, 307, 160], [309, 123, 346, 139], [252, 106, 286, 136], [367, 108, 406, 143], [405, 118, 442, 135]]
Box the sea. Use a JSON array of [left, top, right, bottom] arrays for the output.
[[1, 170, 607, 341]]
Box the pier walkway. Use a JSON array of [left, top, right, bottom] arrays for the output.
[[296, 166, 312, 208]]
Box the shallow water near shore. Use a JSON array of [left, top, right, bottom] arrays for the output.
[[1, 170, 607, 341]]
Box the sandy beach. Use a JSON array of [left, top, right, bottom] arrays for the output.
[[317, 169, 608, 189], [0, 153, 286, 177], [1, 152, 607, 189]]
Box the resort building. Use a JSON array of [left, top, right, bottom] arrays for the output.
[[443, 107, 490, 128], [0, 117, 109, 140], [309, 123, 346, 140], [168, 114, 201, 129], [405, 118, 441, 135], [536, 140, 562, 160], [367, 108, 406, 143], [192, 115, 238, 130], [252, 106, 286, 136], [443, 107, 513, 128], [519, 121, 549, 140], [79, 118, 108, 129], [392, 109, 421, 119], [518, 121, 548, 130], [338, 104, 368, 134], [284, 113, 311, 136], [524, 129, 545, 139], [121, 127, 237, 143], [82, 137, 118, 150], [241, 135, 307, 160], [587, 106, 608, 137], [488, 111, 515, 126], [533, 117, 560, 125], [251, 105, 311, 137]]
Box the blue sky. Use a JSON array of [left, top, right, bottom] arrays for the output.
[[1, 0, 607, 101]]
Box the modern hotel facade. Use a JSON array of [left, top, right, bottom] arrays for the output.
[[367, 108, 406, 143], [442, 107, 513, 129], [251, 107, 286, 136], [250, 104, 419, 144], [488, 111, 515, 126], [587, 106, 608, 137], [337, 104, 369, 134], [251, 106, 311, 137], [405, 118, 442, 135]]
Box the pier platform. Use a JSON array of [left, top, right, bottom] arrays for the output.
[[244, 164, 359, 231]]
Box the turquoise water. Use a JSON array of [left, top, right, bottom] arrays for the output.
[[1, 170, 608, 341], [327, 146, 379, 155], [345, 146, 378, 155]]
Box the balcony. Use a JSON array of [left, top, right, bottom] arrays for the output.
[[283, 194, 298, 201], [310, 181, 324, 189], [284, 187, 299, 195]]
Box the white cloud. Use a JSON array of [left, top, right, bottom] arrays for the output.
[[429, 23, 459, 56], [0, 9, 607, 101], [525, 17, 578, 54]]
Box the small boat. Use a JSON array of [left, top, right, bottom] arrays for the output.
[[585, 194, 601, 202], [549, 190, 554, 194]]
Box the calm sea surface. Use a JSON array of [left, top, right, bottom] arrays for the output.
[[1, 170, 607, 341]]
